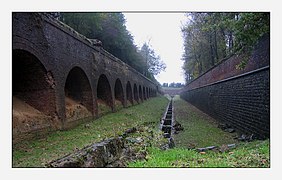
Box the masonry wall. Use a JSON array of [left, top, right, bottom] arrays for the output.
[[180, 35, 270, 139], [12, 13, 159, 143]]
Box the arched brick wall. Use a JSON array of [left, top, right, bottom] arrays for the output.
[[12, 12, 160, 143], [97, 74, 113, 114], [138, 85, 143, 102], [126, 81, 134, 106], [64, 66, 94, 122], [114, 78, 125, 106]]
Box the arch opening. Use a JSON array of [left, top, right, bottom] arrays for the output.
[[126, 81, 133, 106], [64, 67, 93, 122], [139, 85, 143, 102], [143, 86, 147, 100], [114, 78, 125, 110], [133, 84, 139, 104], [97, 74, 113, 115], [12, 49, 55, 137]]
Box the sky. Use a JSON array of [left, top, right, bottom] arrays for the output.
[[123, 13, 187, 85]]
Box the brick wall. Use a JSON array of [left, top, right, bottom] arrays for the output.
[[180, 35, 270, 139], [12, 13, 160, 143]]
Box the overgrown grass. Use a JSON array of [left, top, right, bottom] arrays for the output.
[[12, 96, 169, 167], [127, 140, 270, 168], [172, 95, 237, 148]]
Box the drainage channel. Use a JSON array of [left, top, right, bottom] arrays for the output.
[[160, 97, 175, 149]]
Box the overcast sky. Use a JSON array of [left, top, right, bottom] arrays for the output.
[[123, 13, 187, 84]]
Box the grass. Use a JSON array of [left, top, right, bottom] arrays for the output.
[[127, 140, 270, 168], [172, 95, 237, 148], [13, 95, 270, 168], [12, 96, 169, 167], [127, 95, 270, 168]]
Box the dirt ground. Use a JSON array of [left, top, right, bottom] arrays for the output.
[[12, 96, 51, 133], [65, 97, 92, 121]]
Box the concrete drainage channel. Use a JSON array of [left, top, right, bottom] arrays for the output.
[[160, 98, 175, 149]]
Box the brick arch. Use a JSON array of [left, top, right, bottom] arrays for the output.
[[13, 49, 56, 114], [97, 74, 113, 115], [114, 78, 125, 107], [64, 66, 94, 122], [12, 49, 56, 140], [143, 86, 147, 100], [126, 81, 133, 106], [139, 85, 143, 102], [133, 83, 139, 103]]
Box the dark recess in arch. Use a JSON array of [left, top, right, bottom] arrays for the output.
[[64, 67, 94, 115], [97, 74, 113, 109], [139, 85, 143, 102], [133, 83, 139, 103], [143, 86, 147, 100], [126, 81, 133, 105], [114, 78, 125, 106], [12, 49, 56, 116]]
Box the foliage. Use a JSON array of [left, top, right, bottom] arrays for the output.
[[59, 12, 166, 80], [162, 82, 184, 88], [140, 42, 166, 76], [181, 12, 270, 83], [12, 96, 169, 167]]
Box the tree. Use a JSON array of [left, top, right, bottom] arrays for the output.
[[162, 83, 168, 87], [181, 12, 269, 83], [140, 42, 166, 76], [59, 12, 162, 81]]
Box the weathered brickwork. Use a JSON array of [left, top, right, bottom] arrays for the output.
[[180, 35, 270, 139], [181, 68, 270, 139], [182, 34, 270, 91], [12, 13, 159, 143]]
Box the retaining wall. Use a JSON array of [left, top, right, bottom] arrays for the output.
[[180, 35, 270, 139]]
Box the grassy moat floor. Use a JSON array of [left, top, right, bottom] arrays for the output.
[[128, 95, 269, 168], [13, 95, 270, 168]]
